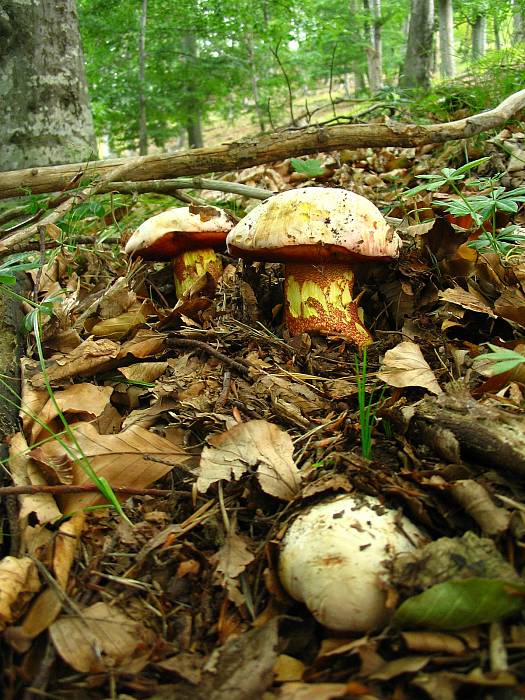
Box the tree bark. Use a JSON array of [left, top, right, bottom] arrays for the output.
[[409, 392, 525, 476], [512, 0, 525, 43], [472, 15, 486, 59], [182, 32, 204, 149], [438, 0, 455, 78], [0, 0, 97, 171], [400, 0, 435, 89], [138, 0, 148, 156], [363, 0, 383, 93], [0, 87, 524, 202]]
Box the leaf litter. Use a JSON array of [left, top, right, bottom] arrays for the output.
[[2, 134, 525, 698]]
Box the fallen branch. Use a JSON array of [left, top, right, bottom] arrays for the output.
[[0, 88, 524, 202], [0, 157, 147, 250], [96, 177, 274, 200]]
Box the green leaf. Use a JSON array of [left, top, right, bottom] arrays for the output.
[[394, 578, 525, 630], [0, 274, 17, 286], [290, 158, 325, 177]]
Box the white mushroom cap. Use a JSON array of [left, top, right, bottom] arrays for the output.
[[227, 187, 401, 262], [125, 205, 236, 260], [279, 495, 425, 632]]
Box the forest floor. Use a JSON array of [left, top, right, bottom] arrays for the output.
[[1, 107, 525, 700]]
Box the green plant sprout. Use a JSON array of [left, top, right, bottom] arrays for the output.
[[474, 343, 525, 375], [290, 157, 326, 178], [0, 272, 131, 524], [354, 348, 384, 460], [402, 157, 525, 258]]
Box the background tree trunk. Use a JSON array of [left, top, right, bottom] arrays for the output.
[[181, 32, 204, 149], [512, 0, 525, 43], [438, 0, 455, 78], [138, 0, 148, 156], [0, 0, 96, 171], [472, 15, 486, 59], [363, 0, 383, 93], [400, 0, 435, 89]]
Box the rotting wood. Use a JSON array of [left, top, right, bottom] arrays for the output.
[[409, 391, 525, 475], [0, 88, 524, 202]]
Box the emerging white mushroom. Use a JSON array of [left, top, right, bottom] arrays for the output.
[[279, 494, 426, 632]]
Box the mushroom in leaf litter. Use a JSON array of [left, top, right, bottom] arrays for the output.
[[125, 205, 236, 298], [279, 494, 426, 632], [226, 187, 401, 348]]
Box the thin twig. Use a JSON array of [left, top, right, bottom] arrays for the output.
[[96, 177, 274, 200], [7, 235, 120, 256], [166, 336, 252, 379], [270, 40, 297, 127], [22, 639, 56, 700], [0, 484, 174, 496]]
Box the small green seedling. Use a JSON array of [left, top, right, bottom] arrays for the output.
[[290, 157, 326, 178], [474, 343, 525, 375], [402, 157, 525, 258]]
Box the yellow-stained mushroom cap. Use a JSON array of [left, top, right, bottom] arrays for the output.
[[125, 205, 236, 297], [226, 187, 401, 346], [279, 495, 426, 632]]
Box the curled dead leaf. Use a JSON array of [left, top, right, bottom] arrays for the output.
[[377, 341, 442, 395], [197, 420, 301, 500]]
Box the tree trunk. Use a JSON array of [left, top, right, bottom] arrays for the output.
[[138, 0, 148, 156], [400, 0, 435, 89], [363, 0, 383, 93], [512, 0, 525, 43], [246, 34, 266, 133], [472, 15, 486, 59], [181, 32, 204, 149], [349, 0, 367, 96], [438, 0, 455, 78], [0, 0, 96, 171], [493, 15, 501, 50]]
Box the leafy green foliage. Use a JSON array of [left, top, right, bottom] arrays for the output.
[[290, 158, 325, 177], [474, 343, 525, 375], [402, 157, 525, 258], [394, 578, 525, 630]]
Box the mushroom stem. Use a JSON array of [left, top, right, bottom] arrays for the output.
[[172, 248, 223, 298], [284, 262, 373, 347]]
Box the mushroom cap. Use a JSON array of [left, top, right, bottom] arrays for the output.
[[226, 187, 401, 263], [125, 205, 236, 260], [279, 495, 425, 632]]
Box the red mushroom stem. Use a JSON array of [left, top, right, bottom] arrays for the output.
[[284, 262, 373, 347]]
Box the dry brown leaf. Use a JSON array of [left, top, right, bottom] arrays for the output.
[[50, 601, 156, 673], [439, 284, 497, 317], [370, 655, 431, 680], [213, 530, 255, 606], [0, 557, 41, 632], [119, 361, 168, 383], [28, 338, 121, 387], [276, 683, 350, 699], [8, 432, 62, 526], [197, 420, 301, 500], [273, 655, 305, 682], [377, 341, 442, 394], [201, 619, 279, 699], [59, 422, 193, 512], [494, 288, 525, 328], [449, 480, 510, 536], [119, 328, 166, 358], [401, 631, 466, 655], [4, 514, 85, 653]]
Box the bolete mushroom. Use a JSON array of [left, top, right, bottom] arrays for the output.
[[226, 187, 401, 347], [279, 495, 425, 632], [125, 205, 236, 298]]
